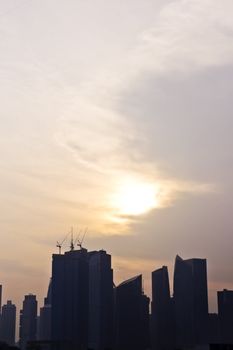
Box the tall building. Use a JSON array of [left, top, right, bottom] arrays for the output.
[[19, 294, 38, 350], [0, 300, 16, 346], [115, 275, 150, 350], [173, 255, 209, 348], [88, 250, 114, 350], [51, 248, 89, 350], [141, 294, 150, 350], [0, 285, 2, 315], [38, 280, 52, 341], [217, 289, 233, 344], [0, 284, 2, 343], [208, 313, 220, 344], [151, 266, 174, 350]]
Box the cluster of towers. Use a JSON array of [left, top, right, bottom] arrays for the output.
[[0, 247, 233, 350]]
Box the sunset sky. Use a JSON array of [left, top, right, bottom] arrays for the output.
[[1, 0, 233, 316]]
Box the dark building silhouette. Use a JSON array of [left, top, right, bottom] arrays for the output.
[[0, 285, 2, 340], [141, 294, 150, 350], [209, 346, 233, 350], [173, 255, 209, 348], [38, 280, 51, 341], [0, 286, 2, 315], [3, 247, 233, 349], [51, 248, 89, 350], [115, 275, 150, 350], [0, 342, 19, 350], [0, 301, 16, 346], [26, 340, 55, 350], [19, 294, 38, 350], [151, 266, 174, 350], [209, 313, 221, 345], [218, 290, 233, 344], [88, 250, 114, 350]]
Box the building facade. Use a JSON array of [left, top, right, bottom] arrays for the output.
[[173, 255, 209, 348], [218, 289, 233, 344], [51, 248, 89, 350], [88, 250, 114, 350], [0, 300, 16, 346], [0, 285, 2, 315], [19, 294, 38, 350], [38, 280, 52, 341], [151, 266, 174, 350], [115, 275, 149, 350]]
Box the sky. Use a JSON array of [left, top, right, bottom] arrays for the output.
[[1, 0, 233, 318]]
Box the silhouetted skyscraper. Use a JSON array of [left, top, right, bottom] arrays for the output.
[[115, 275, 149, 350], [0, 300, 16, 346], [19, 294, 38, 350], [173, 255, 209, 348], [0, 284, 2, 344], [209, 313, 220, 344], [38, 280, 51, 341], [88, 250, 114, 350], [0, 285, 2, 315], [141, 294, 150, 350], [51, 248, 89, 350], [151, 266, 174, 350], [218, 289, 233, 344]]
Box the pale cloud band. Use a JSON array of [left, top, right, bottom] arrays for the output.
[[54, 0, 229, 232]]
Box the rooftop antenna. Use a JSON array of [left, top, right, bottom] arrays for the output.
[[56, 232, 69, 254], [70, 226, 74, 251], [77, 227, 88, 250]]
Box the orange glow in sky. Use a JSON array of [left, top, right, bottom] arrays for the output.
[[110, 178, 160, 217]]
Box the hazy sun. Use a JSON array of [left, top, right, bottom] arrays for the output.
[[111, 178, 160, 216]]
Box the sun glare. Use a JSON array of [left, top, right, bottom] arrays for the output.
[[111, 178, 160, 217]]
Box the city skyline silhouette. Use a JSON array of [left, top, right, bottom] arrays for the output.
[[1, 245, 233, 349], [1, 0, 233, 349]]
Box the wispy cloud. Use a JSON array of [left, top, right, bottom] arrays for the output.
[[54, 5, 230, 236], [53, 0, 229, 232], [134, 0, 233, 74], [56, 0, 233, 162]]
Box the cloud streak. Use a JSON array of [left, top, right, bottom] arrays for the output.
[[54, 0, 230, 231]]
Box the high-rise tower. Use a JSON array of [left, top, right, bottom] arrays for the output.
[[38, 279, 52, 341], [0, 300, 16, 346], [19, 294, 38, 350], [51, 248, 89, 350], [88, 250, 114, 350], [173, 255, 208, 348], [115, 275, 150, 350], [151, 266, 174, 350], [0, 285, 2, 315], [218, 289, 233, 344]]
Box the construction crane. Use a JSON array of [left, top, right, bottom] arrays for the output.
[[56, 226, 88, 253], [70, 226, 75, 251], [56, 231, 69, 254], [77, 227, 88, 250], [73, 229, 83, 247]]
